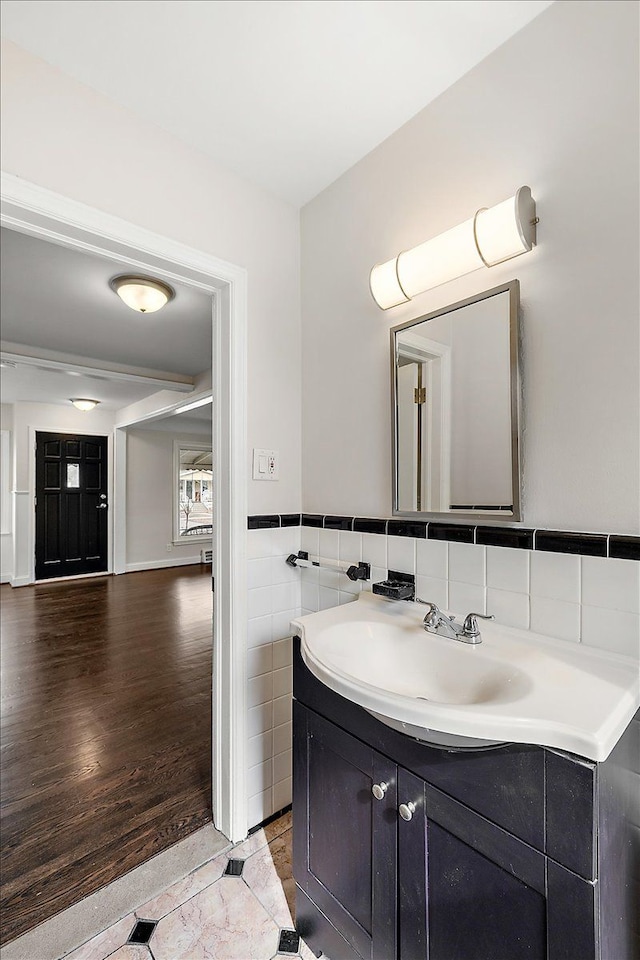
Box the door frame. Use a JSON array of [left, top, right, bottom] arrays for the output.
[[1, 171, 249, 843]]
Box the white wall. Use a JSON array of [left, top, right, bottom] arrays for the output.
[[301, 0, 640, 535], [0, 404, 14, 581], [1, 38, 301, 516], [125, 426, 210, 570]]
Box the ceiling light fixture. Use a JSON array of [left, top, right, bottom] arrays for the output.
[[174, 395, 213, 415], [110, 275, 175, 314], [369, 186, 538, 310], [70, 398, 100, 411]]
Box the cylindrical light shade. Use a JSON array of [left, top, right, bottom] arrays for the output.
[[369, 186, 536, 309], [474, 186, 536, 266], [397, 219, 484, 297], [110, 276, 175, 314], [70, 398, 99, 411], [369, 258, 409, 310]]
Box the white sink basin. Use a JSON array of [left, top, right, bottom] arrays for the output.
[[291, 592, 640, 761]]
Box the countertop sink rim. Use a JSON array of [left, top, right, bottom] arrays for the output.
[[291, 592, 640, 762]]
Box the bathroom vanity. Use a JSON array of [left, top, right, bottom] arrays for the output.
[[291, 597, 639, 960]]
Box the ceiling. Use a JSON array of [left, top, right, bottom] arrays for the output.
[[0, 228, 213, 417], [0, 363, 174, 411], [1, 229, 213, 377], [1, 0, 554, 206]]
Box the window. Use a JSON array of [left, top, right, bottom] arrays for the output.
[[173, 442, 213, 542]]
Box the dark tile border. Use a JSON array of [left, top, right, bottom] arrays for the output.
[[387, 520, 427, 539], [247, 514, 280, 530], [248, 803, 292, 835], [301, 513, 323, 527], [476, 526, 535, 550], [609, 536, 640, 561], [246, 514, 638, 561], [353, 518, 388, 535], [534, 531, 607, 557], [323, 515, 354, 531], [428, 522, 474, 543], [280, 513, 301, 527]]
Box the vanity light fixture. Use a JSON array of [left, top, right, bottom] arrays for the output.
[[109, 275, 175, 314], [70, 398, 100, 411], [369, 186, 538, 310]]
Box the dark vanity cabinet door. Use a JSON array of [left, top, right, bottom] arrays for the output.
[[398, 769, 600, 960], [398, 768, 548, 960], [293, 703, 397, 960]]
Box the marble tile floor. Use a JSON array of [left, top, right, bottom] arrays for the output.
[[49, 813, 316, 960]]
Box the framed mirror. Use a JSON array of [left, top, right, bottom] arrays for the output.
[[391, 280, 521, 521]]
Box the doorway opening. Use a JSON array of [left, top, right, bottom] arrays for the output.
[[0, 173, 248, 942]]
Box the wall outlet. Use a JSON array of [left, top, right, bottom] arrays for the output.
[[166, 542, 173, 552], [252, 448, 279, 481]]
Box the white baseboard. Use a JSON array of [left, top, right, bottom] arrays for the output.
[[125, 556, 202, 573], [1, 574, 13, 584], [10, 576, 31, 588]]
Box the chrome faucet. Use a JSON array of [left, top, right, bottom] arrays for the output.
[[416, 601, 494, 645]]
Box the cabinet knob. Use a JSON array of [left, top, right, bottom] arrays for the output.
[[399, 801, 416, 821], [372, 782, 388, 801]]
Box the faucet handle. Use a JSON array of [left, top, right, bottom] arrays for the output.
[[462, 612, 495, 638], [415, 599, 441, 625]]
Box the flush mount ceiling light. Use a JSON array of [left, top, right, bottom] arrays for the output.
[[370, 186, 538, 310], [70, 398, 100, 411], [109, 275, 175, 314]]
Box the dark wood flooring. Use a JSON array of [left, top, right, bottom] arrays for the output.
[[0, 566, 213, 945]]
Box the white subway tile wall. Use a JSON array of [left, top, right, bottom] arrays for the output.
[[246, 523, 639, 827], [246, 526, 299, 827], [352, 534, 636, 656]]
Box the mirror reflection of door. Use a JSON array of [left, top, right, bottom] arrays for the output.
[[396, 336, 451, 513]]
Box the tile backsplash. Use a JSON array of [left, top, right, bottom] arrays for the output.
[[245, 516, 639, 827], [293, 518, 640, 659]]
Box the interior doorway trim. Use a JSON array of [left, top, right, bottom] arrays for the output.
[[1, 171, 249, 843]]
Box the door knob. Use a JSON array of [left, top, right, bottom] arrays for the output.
[[372, 782, 388, 801], [399, 801, 416, 821]]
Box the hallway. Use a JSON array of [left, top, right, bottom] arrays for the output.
[[0, 565, 215, 944]]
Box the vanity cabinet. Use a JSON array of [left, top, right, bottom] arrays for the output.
[[292, 639, 636, 960]]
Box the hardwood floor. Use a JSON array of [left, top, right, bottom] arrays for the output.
[[0, 566, 213, 945]]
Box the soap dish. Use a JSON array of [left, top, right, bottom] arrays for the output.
[[372, 579, 415, 601]]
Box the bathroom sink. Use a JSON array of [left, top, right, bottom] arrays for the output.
[[291, 592, 640, 761]]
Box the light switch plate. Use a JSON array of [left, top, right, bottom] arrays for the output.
[[252, 448, 279, 481]]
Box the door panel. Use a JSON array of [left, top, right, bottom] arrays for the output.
[[35, 431, 108, 580], [398, 768, 547, 960], [427, 823, 546, 960], [293, 702, 397, 960], [309, 736, 373, 933]]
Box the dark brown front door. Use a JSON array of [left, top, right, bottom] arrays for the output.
[[35, 432, 108, 580]]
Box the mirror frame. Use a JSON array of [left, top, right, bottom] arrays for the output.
[[390, 279, 521, 523]]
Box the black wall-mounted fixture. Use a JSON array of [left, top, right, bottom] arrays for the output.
[[372, 570, 415, 601]]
